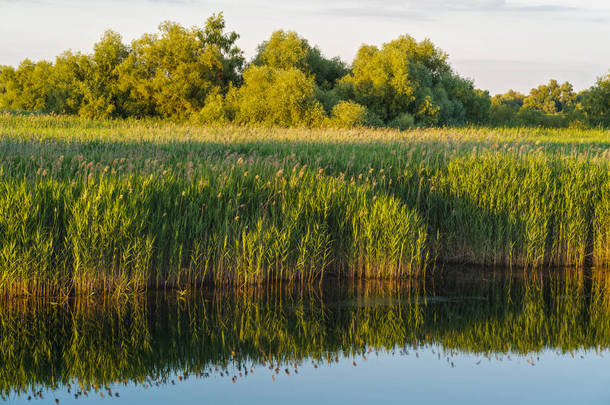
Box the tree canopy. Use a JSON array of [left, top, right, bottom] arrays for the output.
[[335, 35, 490, 127], [0, 14, 608, 129], [522, 79, 576, 114], [252, 30, 349, 89], [231, 65, 325, 127], [581, 72, 610, 127], [0, 13, 243, 120]]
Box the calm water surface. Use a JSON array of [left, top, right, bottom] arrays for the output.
[[1, 268, 610, 404]]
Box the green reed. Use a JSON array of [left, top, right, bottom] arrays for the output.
[[0, 167, 427, 294], [0, 114, 609, 295]]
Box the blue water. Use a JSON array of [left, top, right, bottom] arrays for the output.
[[2, 270, 610, 404], [6, 348, 609, 404]]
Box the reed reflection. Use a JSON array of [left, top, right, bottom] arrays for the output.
[[1, 268, 609, 399]]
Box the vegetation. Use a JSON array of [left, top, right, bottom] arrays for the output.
[[1, 13, 608, 128], [0, 115, 608, 295], [0, 14, 243, 120], [1, 11, 608, 403], [1, 270, 610, 398], [581, 73, 610, 127]]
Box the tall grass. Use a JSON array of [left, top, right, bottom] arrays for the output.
[[0, 162, 427, 295], [0, 114, 609, 295]]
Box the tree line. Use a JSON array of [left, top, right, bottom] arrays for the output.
[[0, 13, 609, 128]]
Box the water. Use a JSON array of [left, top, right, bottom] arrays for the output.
[[2, 268, 610, 404]]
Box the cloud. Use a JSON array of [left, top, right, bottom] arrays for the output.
[[0, 0, 589, 14], [1, 0, 605, 22], [306, 0, 581, 19], [0, 0, 204, 4], [145, 0, 202, 3], [313, 6, 432, 21]]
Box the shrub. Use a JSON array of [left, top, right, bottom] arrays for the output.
[[192, 87, 228, 125], [328, 101, 368, 128], [389, 112, 415, 130]]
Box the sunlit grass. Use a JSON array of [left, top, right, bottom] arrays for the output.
[[0, 114, 609, 295]]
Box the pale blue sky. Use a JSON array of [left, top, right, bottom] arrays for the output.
[[1, 0, 609, 94]]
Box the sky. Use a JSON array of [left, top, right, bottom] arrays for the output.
[[1, 0, 609, 95]]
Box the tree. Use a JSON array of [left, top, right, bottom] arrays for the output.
[[1, 15, 604, 129], [340, 34, 488, 126], [0, 65, 17, 110], [253, 30, 308, 71], [1, 53, 87, 115], [328, 101, 368, 128], [78, 30, 130, 118], [192, 86, 230, 124], [434, 74, 491, 125], [233, 65, 325, 127], [489, 90, 525, 126], [522, 79, 576, 113], [0, 59, 54, 112], [0, 66, 7, 97], [47, 51, 87, 115], [581, 72, 610, 127], [252, 30, 348, 89], [200, 12, 245, 87], [117, 13, 243, 118]]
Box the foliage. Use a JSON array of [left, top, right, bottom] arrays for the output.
[[338, 35, 490, 126], [47, 52, 87, 115], [233, 65, 326, 127], [388, 112, 415, 130], [489, 90, 525, 126], [252, 30, 349, 89], [192, 86, 229, 124], [78, 31, 130, 119], [328, 101, 368, 128], [0, 15, 608, 128], [0, 13, 243, 120], [581, 72, 610, 127], [490, 83, 591, 128], [522, 79, 576, 114], [118, 14, 243, 119], [0, 60, 53, 112]]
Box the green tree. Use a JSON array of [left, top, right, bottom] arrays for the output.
[[0, 59, 53, 112], [581, 72, 610, 127], [328, 100, 368, 128], [1, 53, 88, 115], [0, 66, 7, 100], [46, 51, 87, 115], [252, 30, 348, 89], [489, 90, 525, 126], [0, 65, 17, 110], [192, 86, 230, 124], [339, 35, 486, 126], [233, 65, 325, 127], [201, 12, 244, 86], [253, 30, 308, 71], [433, 74, 491, 125], [522, 79, 576, 113], [78, 30, 130, 119], [118, 13, 243, 119]]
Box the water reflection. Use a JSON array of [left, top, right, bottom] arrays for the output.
[[1, 268, 610, 403]]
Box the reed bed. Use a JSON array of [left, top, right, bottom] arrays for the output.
[[0, 114, 609, 295]]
